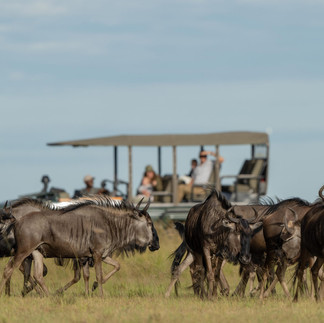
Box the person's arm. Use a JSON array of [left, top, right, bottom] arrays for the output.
[[201, 151, 224, 163]]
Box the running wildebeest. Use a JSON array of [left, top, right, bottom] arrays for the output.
[[0, 195, 159, 297], [0, 197, 142, 296], [0, 199, 50, 296]]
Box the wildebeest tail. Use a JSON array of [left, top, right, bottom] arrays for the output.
[[174, 221, 185, 239], [169, 222, 187, 273], [54, 258, 72, 268], [168, 222, 188, 294]]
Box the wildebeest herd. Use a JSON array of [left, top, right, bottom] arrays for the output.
[[1, 187, 324, 302]]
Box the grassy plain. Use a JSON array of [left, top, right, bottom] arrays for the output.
[[0, 221, 323, 323]]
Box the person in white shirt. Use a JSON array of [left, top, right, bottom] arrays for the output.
[[177, 151, 224, 203]]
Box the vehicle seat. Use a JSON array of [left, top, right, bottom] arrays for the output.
[[221, 158, 267, 201], [151, 175, 173, 202]]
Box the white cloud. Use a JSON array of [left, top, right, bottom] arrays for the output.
[[8, 71, 42, 81], [0, 0, 67, 17]]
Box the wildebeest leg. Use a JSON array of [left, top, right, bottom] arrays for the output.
[[82, 261, 90, 295], [293, 248, 311, 302], [92, 256, 121, 292], [165, 252, 194, 298], [249, 271, 256, 295], [93, 253, 103, 297], [20, 257, 33, 296], [0, 253, 29, 295], [213, 257, 224, 297], [263, 276, 278, 298], [189, 252, 206, 298], [189, 257, 203, 296], [232, 265, 251, 297], [219, 260, 229, 296], [32, 250, 49, 297], [311, 257, 324, 301], [4, 276, 11, 296], [56, 259, 81, 294], [259, 250, 276, 300], [317, 264, 324, 300], [203, 247, 215, 299], [264, 260, 289, 298]]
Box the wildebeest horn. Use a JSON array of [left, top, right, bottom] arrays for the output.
[[135, 197, 144, 210], [248, 207, 263, 224], [283, 208, 298, 234], [142, 199, 151, 212], [225, 207, 240, 223], [319, 185, 324, 201], [3, 200, 8, 209]]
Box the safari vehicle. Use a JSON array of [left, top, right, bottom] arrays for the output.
[[47, 131, 269, 220]]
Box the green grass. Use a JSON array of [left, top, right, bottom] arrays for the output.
[[0, 222, 323, 323]]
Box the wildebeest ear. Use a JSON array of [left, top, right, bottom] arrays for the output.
[[250, 222, 263, 236], [132, 210, 144, 219], [221, 219, 236, 230]]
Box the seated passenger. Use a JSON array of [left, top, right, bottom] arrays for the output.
[[178, 158, 198, 185], [177, 151, 224, 202], [74, 175, 109, 198], [137, 165, 163, 201]]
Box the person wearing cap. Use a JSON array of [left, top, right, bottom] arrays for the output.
[[177, 151, 224, 203], [75, 175, 108, 197], [137, 165, 163, 200]]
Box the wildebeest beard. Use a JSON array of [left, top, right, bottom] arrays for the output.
[[117, 243, 147, 257]]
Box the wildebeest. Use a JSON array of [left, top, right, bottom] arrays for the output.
[[165, 190, 262, 299], [0, 198, 91, 296], [0, 199, 50, 295], [0, 195, 159, 297], [293, 202, 324, 302], [257, 194, 324, 299]]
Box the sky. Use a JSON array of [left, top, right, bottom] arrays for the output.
[[1, 0, 324, 203]]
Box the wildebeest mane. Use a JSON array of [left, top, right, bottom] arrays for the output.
[[10, 198, 59, 211], [208, 189, 232, 210], [59, 195, 134, 216], [259, 197, 312, 216]]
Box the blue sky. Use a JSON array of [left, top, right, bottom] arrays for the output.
[[1, 0, 324, 202]]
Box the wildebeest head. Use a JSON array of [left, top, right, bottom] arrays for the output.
[[221, 208, 263, 265], [0, 201, 16, 256], [0, 201, 15, 233], [134, 198, 160, 252], [280, 208, 300, 262]]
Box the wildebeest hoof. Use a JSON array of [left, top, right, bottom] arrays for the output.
[[55, 288, 64, 295], [92, 281, 98, 291]]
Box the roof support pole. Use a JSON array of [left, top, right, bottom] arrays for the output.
[[158, 146, 162, 176], [251, 145, 255, 160], [215, 144, 221, 191], [128, 145, 133, 200], [114, 146, 118, 195], [172, 145, 177, 204]]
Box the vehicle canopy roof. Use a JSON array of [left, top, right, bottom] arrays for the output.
[[47, 131, 268, 147]]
